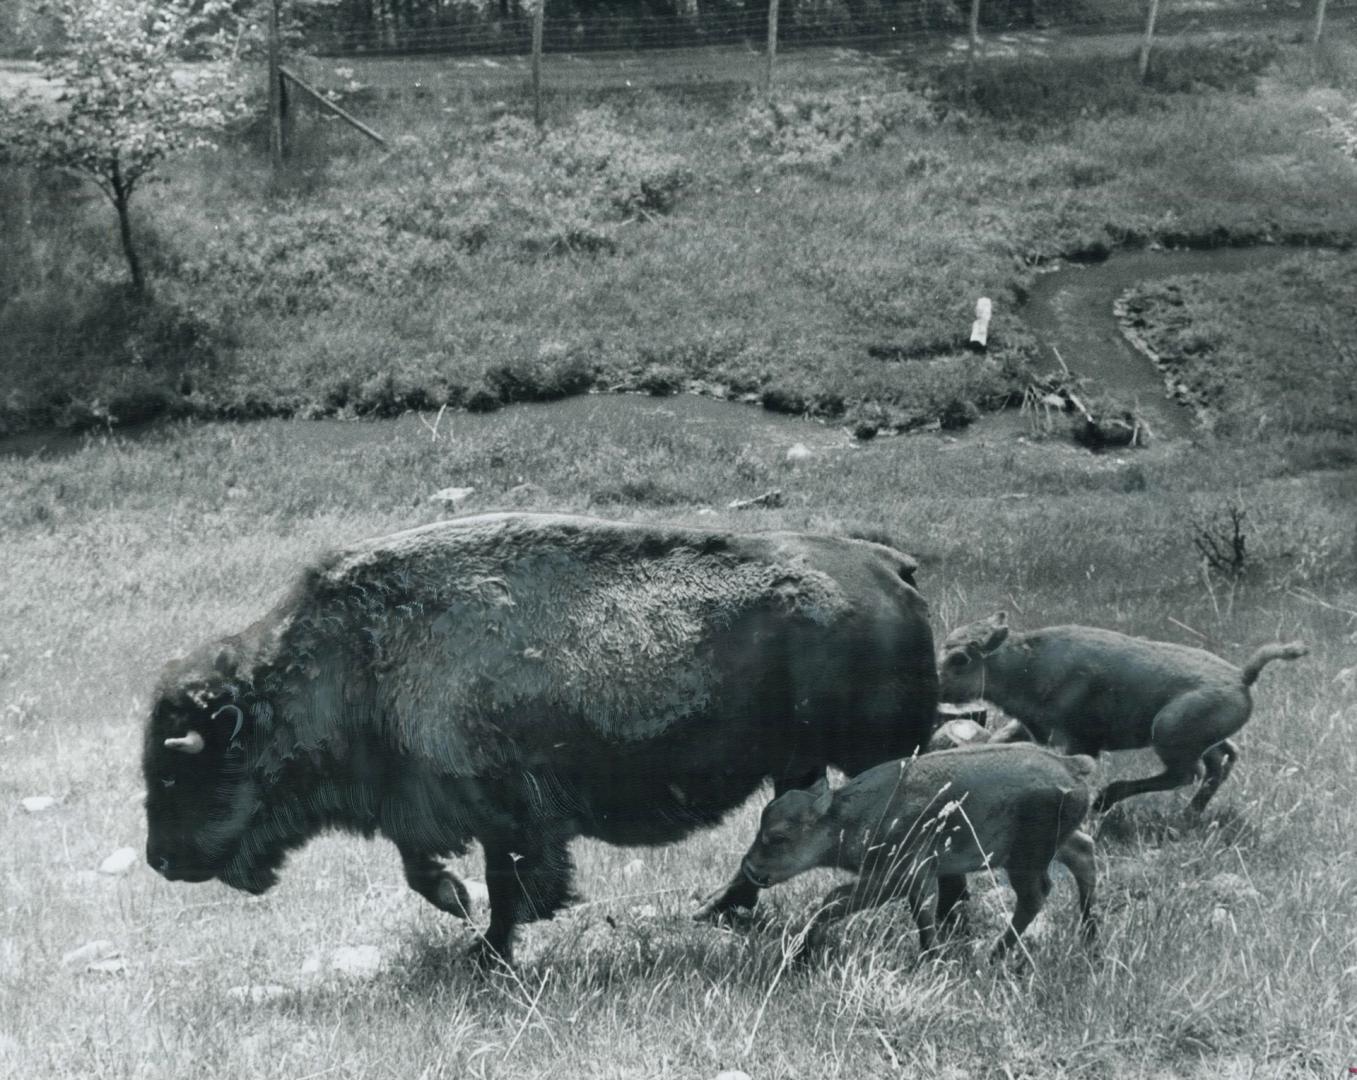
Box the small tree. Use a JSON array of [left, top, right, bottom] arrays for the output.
[[0, 0, 248, 295]]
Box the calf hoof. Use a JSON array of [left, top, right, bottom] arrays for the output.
[[693, 888, 759, 925]]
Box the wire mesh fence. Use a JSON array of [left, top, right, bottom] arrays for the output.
[[279, 0, 1354, 104]]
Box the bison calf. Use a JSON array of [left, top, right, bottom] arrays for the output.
[[740, 744, 1097, 961], [938, 612, 1307, 812]]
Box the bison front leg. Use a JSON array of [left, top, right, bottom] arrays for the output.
[[399, 845, 472, 919], [473, 836, 578, 968]]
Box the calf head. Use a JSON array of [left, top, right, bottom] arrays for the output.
[[937, 611, 1010, 704], [740, 778, 835, 888]]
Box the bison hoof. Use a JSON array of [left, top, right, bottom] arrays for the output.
[[466, 935, 514, 972]]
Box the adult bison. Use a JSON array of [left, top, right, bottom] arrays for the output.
[[144, 512, 936, 962]]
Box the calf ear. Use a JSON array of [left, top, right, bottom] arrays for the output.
[[809, 777, 832, 817], [979, 612, 1010, 654]]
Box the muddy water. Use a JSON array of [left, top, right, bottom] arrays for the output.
[[1021, 245, 1316, 440]]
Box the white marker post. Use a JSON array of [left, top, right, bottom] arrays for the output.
[[969, 296, 993, 351]]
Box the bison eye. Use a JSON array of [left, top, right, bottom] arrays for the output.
[[946, 653, 971, 668]]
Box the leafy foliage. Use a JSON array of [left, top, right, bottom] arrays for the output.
[[0, 0, 249, 290], [740, 87, 936, 167]]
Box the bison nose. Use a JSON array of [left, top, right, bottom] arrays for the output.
[[741, 859, 769, 889], [147, 843, 180, 880]]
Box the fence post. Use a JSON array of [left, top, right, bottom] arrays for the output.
[[532, 0, 545, 130], [1313, 0, 1328, 46], [965, 0, 982, 102], [1139, 0, 1161, 83], [268, 0, 284, 172], [764, 0, 781, 97]]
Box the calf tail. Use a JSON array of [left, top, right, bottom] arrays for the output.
[[1240, 642, 1308, 686]]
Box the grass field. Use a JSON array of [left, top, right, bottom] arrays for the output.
[[1, 402, 1355, 1079], [2, 16, 1357, 1080]]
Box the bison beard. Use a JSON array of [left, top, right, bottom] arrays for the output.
[[143, 512, 937, 964]]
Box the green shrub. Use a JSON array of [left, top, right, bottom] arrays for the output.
[[740, 87, 936, 167], [931, 37, 1280, 125]]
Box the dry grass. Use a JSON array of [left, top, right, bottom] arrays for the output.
[[1, 404, 1354, 1078]]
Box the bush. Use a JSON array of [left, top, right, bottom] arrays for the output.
[[740, 87, 936, 167], [931, 37, 1280, 125]]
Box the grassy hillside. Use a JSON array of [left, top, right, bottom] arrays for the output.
[[1118, 250, 1357, 437], [1, 26, 1356, 1078], [1, 406, 1354, 1078], [3, 30, 1357, 436]]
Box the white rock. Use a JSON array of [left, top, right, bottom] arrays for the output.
[[1211, 906, 1231, 929], [634, 904, 659, 919], [622, 858, 645, 879], [61, 940, 116, 968], [785, 443, 813, 463], [20, 796, 57, 813], [330, 945, 382, 979], [463, 879, 490, 907], [300, 950, 324, 976], [428, 486, 476, 508], [714, 1071, 752, 1080], [227, 984, 290, 1004], [98, 848, 138, 876]]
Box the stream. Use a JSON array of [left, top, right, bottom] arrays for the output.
[[1021, 244, 1319, 441], [2, 245, 1327, 458]]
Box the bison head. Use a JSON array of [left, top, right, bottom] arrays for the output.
[[142, 650, 280, 894], [740, 777, 835, 889], [936, 611, 1010, 704]]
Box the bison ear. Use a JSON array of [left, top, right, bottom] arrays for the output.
[[809, 777, 832, 817]]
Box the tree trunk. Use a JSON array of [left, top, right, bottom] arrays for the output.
[[110, 160, 144, 296]]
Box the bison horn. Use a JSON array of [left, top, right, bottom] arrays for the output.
[[164, 730, 206, 754], [213, 704, 245, 742]]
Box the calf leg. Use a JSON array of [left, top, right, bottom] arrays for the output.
[[990, 867, 1052, 960], [991, 790, 1067, 959], [1189, 739, 1239, 813], [935, 873, 971, 937], [695, 770, 821, 922], [793, 867, 933, 964], [1054, 830, 1097, 944], [399, 845, 472, 919], [1097, 688, 1249, 813]]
